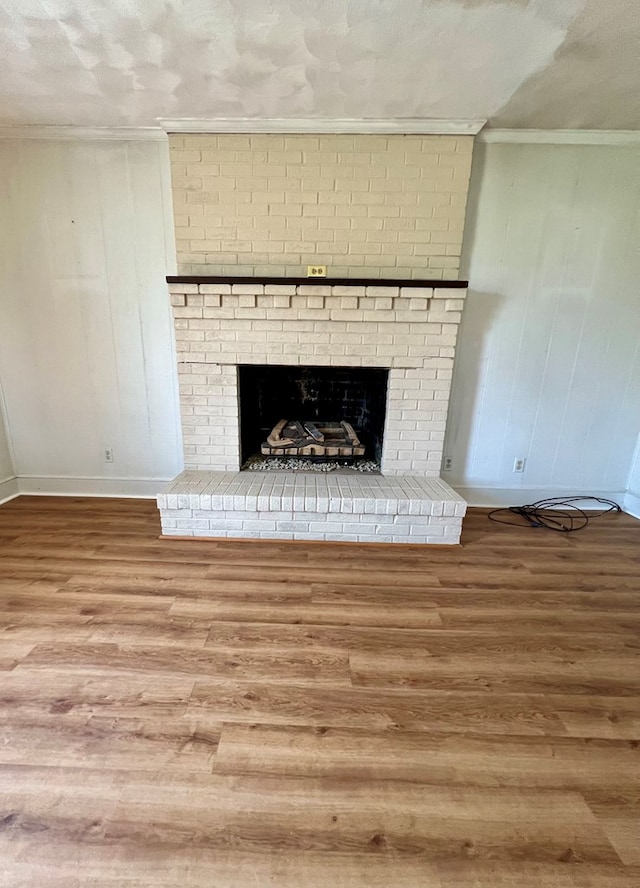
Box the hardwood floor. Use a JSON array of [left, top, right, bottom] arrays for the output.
[[0, 495, 639, 887]]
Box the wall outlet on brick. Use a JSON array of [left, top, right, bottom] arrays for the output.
[[307, 265, 327, 277]]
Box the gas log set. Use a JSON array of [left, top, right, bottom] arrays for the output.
[[262, 419, 365, 458]]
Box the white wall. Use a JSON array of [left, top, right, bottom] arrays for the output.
[[0, 138, 182, 496], [447, 141, 640, 505], [628, 438, 640, 493], [625, 434, 640, 517], [1, 135, 639, 511], [0, 397, 13, 476], [0, 380, 16, 501]]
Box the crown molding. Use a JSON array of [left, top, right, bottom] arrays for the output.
[[2, 124, 637, 144], [478, 129, 640, 145], [159, 117, 486, 136], [0, 126, 167, 141]]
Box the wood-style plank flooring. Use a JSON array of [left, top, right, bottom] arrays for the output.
[[0, 495, 639, 887]]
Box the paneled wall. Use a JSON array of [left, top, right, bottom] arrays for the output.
[[447, 141, 640, 501], [0, 137, 182, 495], [169, 134, 473, 279], [0, 392, 15, 489], [0, 135, 638, 507], [628, 440, 640, 495], [626, 436, 640, 516]]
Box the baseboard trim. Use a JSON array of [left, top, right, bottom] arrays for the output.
[[454, 486, 626, 509], [0, 476, 19, 505], [14, 475, 173, 499], [623, 491, 640, 519]]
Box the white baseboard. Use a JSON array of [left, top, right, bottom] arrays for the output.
[[454, 486, 626, 510], [623, 490, 640, 519], [0, 475, 19, 505], [13, 475, 172, 499]]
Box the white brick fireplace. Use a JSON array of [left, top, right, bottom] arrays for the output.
[[160, 130, 474, 544], [157, 277, 468, 544]]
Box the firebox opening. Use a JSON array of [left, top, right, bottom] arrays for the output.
[[238, 365, 389, 470]]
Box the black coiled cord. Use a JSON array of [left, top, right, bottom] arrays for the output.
[[487, 496, 622, 533]]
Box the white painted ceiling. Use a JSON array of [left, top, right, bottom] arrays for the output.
[[0, 0, 638, 130]]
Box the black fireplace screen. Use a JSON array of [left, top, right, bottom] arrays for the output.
[[238, 365, 389, 464]]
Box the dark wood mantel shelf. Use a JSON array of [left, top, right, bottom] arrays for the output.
[[167, 275, 468, 289]]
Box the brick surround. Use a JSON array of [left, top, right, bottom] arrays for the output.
[[158, 277, 468, 544], [169, 281, 466, 475]]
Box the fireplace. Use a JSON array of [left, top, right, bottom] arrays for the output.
[[158, 278, 468, 543], [159, 131, 474, 541], [238, 365, 389, 469]]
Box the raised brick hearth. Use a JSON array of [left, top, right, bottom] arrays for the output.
[[159, 471, 466, 543], [157, 278, 468, 544]]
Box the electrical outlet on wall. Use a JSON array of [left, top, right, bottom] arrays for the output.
[[307, 265, 327, 277], [443, 456, 453, 472], [104, 448, 114, 463], [513, 457, 526, 473]]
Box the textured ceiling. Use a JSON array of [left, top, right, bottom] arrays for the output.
[[0, 0, 638, 130]]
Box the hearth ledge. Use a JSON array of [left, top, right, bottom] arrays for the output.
[[157, 470, 467, 545]]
